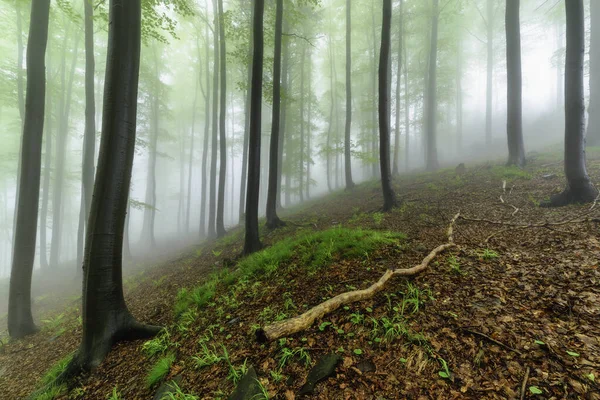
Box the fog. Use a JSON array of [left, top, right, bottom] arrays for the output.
[[0, 0, 588, 289]]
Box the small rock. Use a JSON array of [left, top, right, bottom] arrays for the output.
[[298, 354, 341, 396], [227, 317, 241, 325], [153, 376, 182, 400], [355, 359, 376, 374], [229, 366, 262, 400], [542, 174, 557, 180]]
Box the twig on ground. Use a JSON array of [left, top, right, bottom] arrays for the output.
[[520, 366, 530, 400], [461, 328, 523, 356], [255, 213, 461, 342]]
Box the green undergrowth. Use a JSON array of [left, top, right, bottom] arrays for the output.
[[490, 165, 532, 181], [31, 353, 74, 400], [174, 227, 405, 319], [146, 352, 176, 388]]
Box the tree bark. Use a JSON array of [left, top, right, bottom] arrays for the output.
[[40, 82, 53, 271], [63, 0, 160, 375], [244, 0, 264, 255], [277, 23, 289, 209], [587, 0, 600, 146], [326, 19, 334, 192], [456, 40, 463, 154], [543, 0, 599, 207], [486, 0, 493, 146], [208, 0, 220, 238], [404, 37, 410, 171], [199, 3, 211, 238], [425, 0, 439, 171], [216, 0, 227, 238], [186, 77, 198, 233], [266, 0, 285, 229], [8, 0, 51, 339], [77, 0, 97, 274], [505, 0, 526, 168], [344, 0, 355, 190], [379, 0, 397, 212], [239, 5, 254, 223], [306, 51, 312, 200], [299, 45, 306, 203], [393, 0, 403, 176]]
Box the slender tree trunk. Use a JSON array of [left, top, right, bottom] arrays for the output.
[[557, 22, 564, 110], [393, 0, 403, 176], [404, 45, 410, 171], [307, 51, 312, 200], [186, 79, 198, 233], [505, 0, 526, 167], [543, 0, 599, 207], [50, 30, 80, 268], [40, 84, 52, 271], [208, 0, 220, 238], [8, 0, 51, 339], [587, 0, 600, 146], [371, 1, 379, 179], [266, 0, 285, 229], [456, 40, 463, 154], [216, 0, 227, 238], [326, 21, 334, 192], [279, 23, 290, 208], [244, 0, 264, 255], [178, 126, 185, 233], [239, 5, 254, 223], [124, 201, 132, 260], [379, 0, 397, 211], [486, 0, 493, 146], [62, 0, 160, 374], [425, 0, 439, 171], [299, 45, 306, 203], [77, 0, 97, 274], [199, 7, 211, 238], [344, 0, 355, 189]]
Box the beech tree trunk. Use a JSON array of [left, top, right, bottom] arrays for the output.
[[208, 0, 220, 238], [8, 0, 50, 339], [379, 0, 397, 212], [404, 41, 410, 171], [486, 0, 493, 146], [216, 0, 227, 238], [393, 0, 403, 176], [199, 4, 211, 238], [587, 0, 600, 146], [505, 0, 526, 168], [425, 0, 439, 171], [456, 41, 463, 153], [344, 0, 355, 190], [306, 52, 312, 200], [239, 5, 253, 223], [77, 0, 97, 273], [299, 45, 306, 203], [266, 0, 285, 229], [63, 0, 160, 374], [186, 78, 198, 233], [244, 0, 264, 255], [544, 0, 599, 206]]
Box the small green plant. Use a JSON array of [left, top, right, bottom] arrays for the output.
[[437, 358, 451, 379], [254, 379, 270, 400], [372, 212, 384, 225], [479, 248, 499, 260], [42, 313, 66, 334], [319, 321, 332, 331], [142, 329, 172, 358], [107, 387, 123, 400], [350, 312, 364, 325], [222, 345, 248, 384], [160, 382, 199, 400], [193, 343, 222, 369], [212, 249, 223, 257], [153, 276, 167, 287], [353, 349, 363, 355], [270, 370, 284, 383], [278, 347, 312, 369], [146, 353, 176, 388], [399, 282, 431, 315], [529, 386, 543, 395], [447, 255, 463, 275]]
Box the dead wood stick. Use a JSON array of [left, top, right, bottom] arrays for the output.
[[255, 213, 460, 343], [460, 214, 599, 228], [520, 366, 530, 400], [462, 328, 522, 356]]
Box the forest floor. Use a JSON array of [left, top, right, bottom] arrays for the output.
[[1, 148, 600, 400]]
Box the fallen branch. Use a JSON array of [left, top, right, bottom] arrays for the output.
[[520, 367, 530, 400], [255, 213, 460, 343], [461, 328, 522, 356]]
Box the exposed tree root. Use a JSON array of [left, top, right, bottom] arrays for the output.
[[255, 213, 460, 343]]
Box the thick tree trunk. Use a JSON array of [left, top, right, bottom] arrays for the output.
[[199, 6, 211, 238], [266, 0, 285, 229], [379, 0, 397, 212], [505, 0, 526, 168], [244, 0, 264, 255], [63, 0, 160, 375], [344, 0, 355, 190], [12, 0, 25, 243], [239, 5, 254, 223], [216, 0, 227, 238], [8, 0, 51, 339], [77, 0, 97, 273], [393, 0, 403, 176], [425, 0, 439, 171], [543, 0, 599, 207], [486, 0, 493, 146], [208, 0, 220, 238], [50, 30, 80, 268], [587, 0, 600, 146]]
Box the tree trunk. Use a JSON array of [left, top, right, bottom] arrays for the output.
[[244, 0, 264, 255], [379, 0, 397, 212], [393, 0, 403, 176], [486, 0, 493, 146], [299, 45, 306, 203], [456, 40, 463, 154], [62, 0, 160, 375], [505, 0, 526, 168], [587, 0, 600, 146], [40, 84, 53, 271], [50, 29, 80, 268], [208, 0, 220, 238], [543, 0, 599, 206], [281, 25, 291, 208], [12, 0, 25, 244], [425, 0, 439, 171], [307, 51, 312, 200], [199, 4, 211, 238], [216, 0, 227, 238], [371, 2, 379, 179], [266, 0, 285, 229], [404, 38, 410, 171], [326, 20, 334, 192], [239, 5, 254, 223], [8, 0, 51, 339], [186, 78, 198, 233], [344, 0, 355, 190], [77, 0, 97, 274]]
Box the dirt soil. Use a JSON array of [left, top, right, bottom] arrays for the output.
[[1, 151, 599, 400]]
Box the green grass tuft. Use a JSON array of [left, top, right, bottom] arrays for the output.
[[146, 353, 176, 388]]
